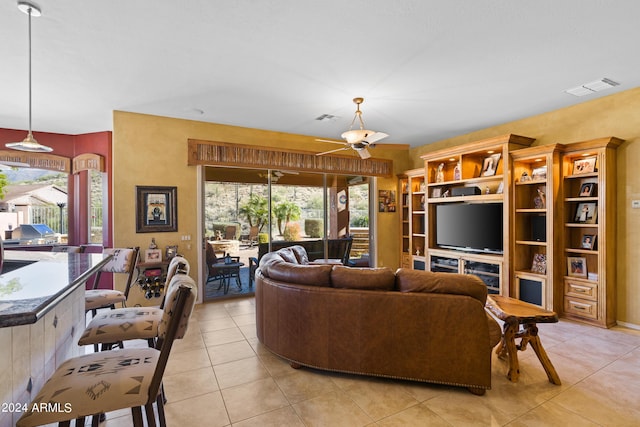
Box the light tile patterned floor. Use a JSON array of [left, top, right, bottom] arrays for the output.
[[101, 297, 640, 426]]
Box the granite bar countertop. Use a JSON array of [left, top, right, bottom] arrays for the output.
[[0, 251, 112, 328]]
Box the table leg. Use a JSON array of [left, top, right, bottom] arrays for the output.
[[223, 272, 230, 294], [502, 318, 521, 382], [524, 323, 562, 385]]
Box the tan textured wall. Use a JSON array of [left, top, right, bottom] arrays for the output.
[[409, 87, 640, 327], [112, 111, 408, 305]]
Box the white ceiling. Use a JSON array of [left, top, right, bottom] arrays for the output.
[[1, 0, 639, 148]]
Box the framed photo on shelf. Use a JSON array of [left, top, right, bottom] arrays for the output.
[[531, 253, 547, 274], [144, 248, 162, 263], [572, 156, 597, 174], [567, 256, 587, 278], [531, 165, 547, 181], [581, 234, 597, 250], [574, 202, 597, 223], [165, 245, 178, 260], [136, 186, 178, 233], [431, 188, 442, 198], [481, 153, 501, 176], [578, 182, 596, 197]]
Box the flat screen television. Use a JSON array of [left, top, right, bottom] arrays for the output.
[[435, 203, 503, 254]]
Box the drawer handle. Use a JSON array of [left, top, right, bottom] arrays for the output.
[[574, 287, 587, 293], [573, 305, 587, 310]]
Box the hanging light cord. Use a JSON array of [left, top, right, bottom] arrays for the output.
[[26, 5, 34, 138]]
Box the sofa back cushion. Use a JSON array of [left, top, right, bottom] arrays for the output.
[[396, 268, 487, 304], [331, 265, 396, 291], [289, 245, 309, 264], [276, 247, 300, 264], [262, 260, 333, 287]]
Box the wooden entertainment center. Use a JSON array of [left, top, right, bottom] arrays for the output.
[[399, 134, 622, 328]]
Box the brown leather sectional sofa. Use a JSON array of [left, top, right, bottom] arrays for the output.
[[255, 245, 502, 394]]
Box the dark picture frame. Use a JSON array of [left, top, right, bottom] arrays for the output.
[[378, 190, 396, 212], [572, 156, 597, 174], [578, 182, 595, 197], [136, 186, 178, 233], [567, 256, 587, 278], [165, 245, 178, 260], [574, 202, 597, 224], [481, 153, 501, 177]]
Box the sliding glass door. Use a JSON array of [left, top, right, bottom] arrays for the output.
[[202, 167, 372, 299]]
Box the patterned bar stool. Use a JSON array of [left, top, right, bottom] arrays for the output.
[[85, 247, 140, 318], [17, 274, 198, 427], [78, 256, 190, 351]]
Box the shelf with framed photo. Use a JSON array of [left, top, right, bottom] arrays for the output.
[[511, 143, 563, 310], [398, 168, 426, 269], [561, 137, 623, 328]]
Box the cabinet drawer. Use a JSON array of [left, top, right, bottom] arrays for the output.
[[564, 279, 597, 301], [564, 297, 598, 320]]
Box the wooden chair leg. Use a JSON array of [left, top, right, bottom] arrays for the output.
[[145, 403, 157, 427], [156, 394, 167, 427], [132, 406, 144, 427]]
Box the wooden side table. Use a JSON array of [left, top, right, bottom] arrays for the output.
[[485, 295, 561, 385]]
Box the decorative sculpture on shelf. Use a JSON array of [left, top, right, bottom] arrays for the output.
[[436, 163, 445, 183], [534, 187, 546, 209]]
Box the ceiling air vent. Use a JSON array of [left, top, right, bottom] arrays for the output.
[[315, 114, 337, 121], [565, 78, 620, 97]]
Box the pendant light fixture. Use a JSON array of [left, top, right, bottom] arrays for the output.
[[6, 1, 53, 153]]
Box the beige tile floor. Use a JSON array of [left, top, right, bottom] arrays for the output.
[[101, 297, 640, 426]]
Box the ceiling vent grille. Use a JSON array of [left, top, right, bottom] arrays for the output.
[[315, 114, 337, 121], [565, 78, 620, 97]]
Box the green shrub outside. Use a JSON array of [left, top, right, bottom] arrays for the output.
[[304, 219, 323, 238]]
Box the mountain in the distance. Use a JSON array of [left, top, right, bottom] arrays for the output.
[[2, 168, 62, 183]]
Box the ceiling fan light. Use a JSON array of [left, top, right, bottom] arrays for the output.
[[341, 129, 374, 144], [6, 132, 53, 153]]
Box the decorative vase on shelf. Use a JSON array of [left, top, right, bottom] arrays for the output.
[[453, 162, 461, 180]]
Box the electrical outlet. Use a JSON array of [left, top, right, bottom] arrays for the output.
[[632, 200, 640, 209]]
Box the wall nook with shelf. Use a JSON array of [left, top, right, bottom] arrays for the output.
[[398, 168, 426, 269], [511, 144, 563, 312]]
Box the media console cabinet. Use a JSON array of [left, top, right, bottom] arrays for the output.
[[400, 134, 622, 328]]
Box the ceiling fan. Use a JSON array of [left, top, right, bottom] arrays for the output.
[[258, 170, 299, 182], [316, 97, 405, 159]]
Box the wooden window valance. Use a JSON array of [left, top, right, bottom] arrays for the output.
[[72, 153, 105, 174], [0, 150, 105, 174], [187, 139, 393, 178], [0, 150, 70, 173]]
